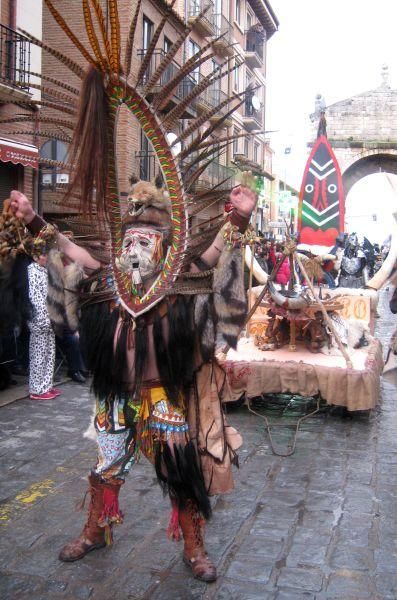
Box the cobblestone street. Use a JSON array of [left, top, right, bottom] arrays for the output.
[[0, 289, 397, 599]]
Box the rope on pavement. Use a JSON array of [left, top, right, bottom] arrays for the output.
[[247, 395, 321, 457]]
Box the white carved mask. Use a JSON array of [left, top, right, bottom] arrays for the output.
[[115, 227, 163, 279]]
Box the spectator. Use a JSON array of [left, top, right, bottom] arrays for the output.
[[27, 252, 61, 400], [275, 251, 291, 292], [57, 327, 88, 383]]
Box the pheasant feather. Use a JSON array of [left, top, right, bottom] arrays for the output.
[[82, 0, 106, 70], [153, 52, 215, 111], [162, 60, 228, 128], [89, 0, 113, 67], [124, 0, 142, 78], [0, 116, 75, 130], [15, 99, 77, 116], [4, 130, 73, 144], [18, 28, 84, 78], [44, 0, 96, 66], [16, 70, 79, 95], [136, 0, 177, 86], [143, 27, 191, 94], [108, 0, 121, 72]]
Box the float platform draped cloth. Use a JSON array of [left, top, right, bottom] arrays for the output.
[[222, 338, 384, 411]]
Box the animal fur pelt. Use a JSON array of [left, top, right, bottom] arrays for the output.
[[47, 250, 65, 335], [64, 261, 84, 331], [213, 247, 247, 349], [47, 249, 84, 335], [194, 293, 215, 362]]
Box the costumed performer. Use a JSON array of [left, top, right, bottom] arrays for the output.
[[10, 177, 257, 583]]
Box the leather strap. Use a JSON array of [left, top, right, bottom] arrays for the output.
[[227, 210, 250, 233], [26, 214, 46, 235]]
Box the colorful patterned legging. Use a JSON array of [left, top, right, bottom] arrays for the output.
[[92, 387, 189, 482]]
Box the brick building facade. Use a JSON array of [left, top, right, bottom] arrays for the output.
[[0, 0, 42, 210], [0, 0, 279, 219]]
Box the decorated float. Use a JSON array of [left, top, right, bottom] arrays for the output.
[[221, 114, 397, 416]]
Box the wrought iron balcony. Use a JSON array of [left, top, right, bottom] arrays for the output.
[[243, 93, 263, 130], [213, 14, 233, 57], [137, 49, 180, 93], [0, 24, 31, 98], [187, 159, 235, 192], [245, 28, 265, 69], [195, 81, 229, 121], [137, 48, 197, 115], [188, 0, 216, 37], [207, 161, 235, 189]]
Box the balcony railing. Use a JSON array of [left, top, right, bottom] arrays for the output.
[[188, 0, 216, 37], [243, 92, 263, 129], [185, 158, 235, 191], [137, 48, 196, 104], [207, 161, 235, 189], [212, 14, 233, 57], [196, 81, 229, 117], [0, 24, 31, 90], [245, 29, 264, 66]]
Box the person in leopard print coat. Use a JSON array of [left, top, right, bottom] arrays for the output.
[[27, 253, 58, 400]]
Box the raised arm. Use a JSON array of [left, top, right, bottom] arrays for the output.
[[199, 178, 257, 268], [9, 190, 101, 271]]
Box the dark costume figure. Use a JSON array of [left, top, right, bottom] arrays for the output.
[[338, 233, 367, 288]]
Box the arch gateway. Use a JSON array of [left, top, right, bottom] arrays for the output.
[[310, 66, 397, 195]]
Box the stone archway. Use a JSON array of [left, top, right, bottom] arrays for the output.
[[342, 151, 397, 195]]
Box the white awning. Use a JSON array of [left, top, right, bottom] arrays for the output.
[[0, 138, 38, 169]]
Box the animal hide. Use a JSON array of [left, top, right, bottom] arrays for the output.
[[194, 293, 215, 362], [328, 312, 372, 350], [47, 249, 66, 336], [213, 246, 247, 349], [64, 261, 84, 332], [47, 249, 84, 335]]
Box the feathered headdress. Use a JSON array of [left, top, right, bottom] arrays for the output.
[[3, 0, 261, 317]]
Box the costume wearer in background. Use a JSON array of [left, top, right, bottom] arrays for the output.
[[338, 233, 367, 288], [6, 0, 261, 583]]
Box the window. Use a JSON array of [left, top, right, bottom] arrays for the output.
[[233, 127, 240, 155], [142, 16, 154, 51], [164, 36, 172, 53], [254, 142, 259, 163], [244, 137, 249, 158], [235, 0, 241, 24], [246, 11, 252, 30], [189, 39, 200, 83], [233, 59, 241, 92], [40, 140, 69, 188]]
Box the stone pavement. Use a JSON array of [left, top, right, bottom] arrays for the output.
[[1, 289, 397, 599]]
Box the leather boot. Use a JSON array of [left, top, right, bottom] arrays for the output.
[[179, 500, 217, 582], [59, 473, 123, 562]]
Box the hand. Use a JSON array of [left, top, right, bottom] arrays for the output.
[[9, 190, 35, 224], [229, 171, 258, 217]]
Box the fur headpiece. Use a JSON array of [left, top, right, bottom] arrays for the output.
[[121, 174, 171, 237]]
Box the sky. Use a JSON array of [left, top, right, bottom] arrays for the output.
[[265, 0, 397, 242]]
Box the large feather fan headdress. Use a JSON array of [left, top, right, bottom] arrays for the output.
[[3, 0, 261, 317]]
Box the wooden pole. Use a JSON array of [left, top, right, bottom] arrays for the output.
[[295, 253, 353, 368]]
